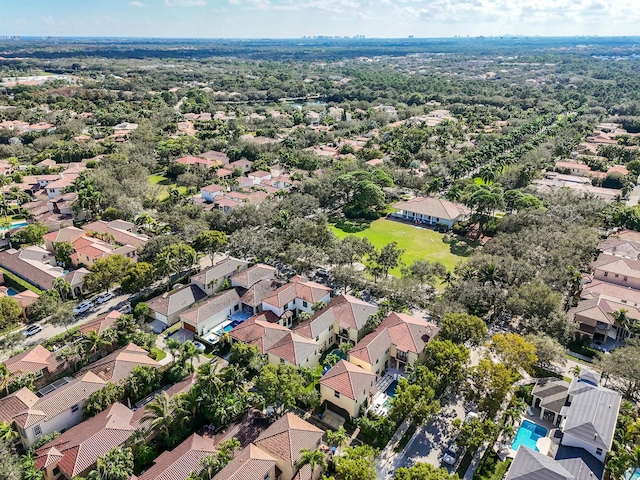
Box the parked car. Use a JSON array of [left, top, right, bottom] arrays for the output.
[[74, 301, 93, 315], [442, 443, 460, 466], [23, 324, 42, 337], [193, 341, 206, 352], [96, 292, 114, 304]]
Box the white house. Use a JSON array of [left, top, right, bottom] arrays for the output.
[[261, 276, 332, 327], [191, 257, 250, 296], [180, 288, 242, 336], [391, 196, 470, 228], [146, 284, 207, 329], [1, 373, 107, 448], [200, 184, 227, 203], [320, 360, 377, 418]]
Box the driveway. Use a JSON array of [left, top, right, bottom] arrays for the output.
[[391, 393, 466, 475]]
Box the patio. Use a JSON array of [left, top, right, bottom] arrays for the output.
[[202, 310, 254, 343]]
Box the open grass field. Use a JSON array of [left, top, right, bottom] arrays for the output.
[[149, 174, 187, 201], [330, 218, 476, 275]]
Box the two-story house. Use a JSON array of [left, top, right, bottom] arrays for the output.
[[213, 413, 325, 480], [146, 284, 208, 329], [261, 276, 332, 327], [294, 294, 379, 351], [190, 257, 249, 296], [34, 402, 138, 480], [4, 345, 63, 385], [320, 359, 377, 418], [348, 312, 439, 377]]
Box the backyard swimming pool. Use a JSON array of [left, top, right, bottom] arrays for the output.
[[511, 420, 548, 452], [6, 288, 18, 296]]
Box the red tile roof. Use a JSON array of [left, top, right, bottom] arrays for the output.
[[78, 310, 121, 336], [295, 294, 378, 339], [320, 360, 376, 400], [267, 331, 318, 366], [211, 443, 277, 480], [230, 312, 290, 354], [4, 345, 62, 377], [34, 403, 136, 478], [262, 276, 331, 309], [349, 312, 439, 364], [0, 387, 39, 424], [137, 434, 217, 480], [76, 343, 159, 383], [254, 413, 323, 468]]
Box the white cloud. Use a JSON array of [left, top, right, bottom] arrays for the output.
[[129, 0, 149, 7], [165, 0, 207, 6]]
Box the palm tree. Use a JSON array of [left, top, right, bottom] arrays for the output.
[[82, 330, 112, 359], [141, 392, 174, 441], [179, 341, 200, 370], [569, 365, 581, 378], [166, 338, 182, 366], [327, 427, 350, 448], [297, 448, 327, 477], [0, 363, 10, 395], [53, 277, 73, 301], [0, 421, 17, 442]]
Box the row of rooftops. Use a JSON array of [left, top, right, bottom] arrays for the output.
[[571, 233, 640, 337]]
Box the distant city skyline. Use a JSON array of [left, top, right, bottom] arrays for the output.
[[1, 0, 637, 39]]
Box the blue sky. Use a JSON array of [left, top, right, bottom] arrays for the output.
[[1, 0, 637, 38]]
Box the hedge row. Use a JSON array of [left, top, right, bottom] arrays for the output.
[[0, 267, 43, 295]]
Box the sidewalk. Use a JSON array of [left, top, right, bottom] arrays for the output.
[[376, 418, 414, 479]]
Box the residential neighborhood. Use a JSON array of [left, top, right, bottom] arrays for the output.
[[0, 30, 640, 480]]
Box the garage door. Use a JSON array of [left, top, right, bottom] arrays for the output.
[[183, 322, 196, 333]]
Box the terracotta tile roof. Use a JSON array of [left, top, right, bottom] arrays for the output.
[[0, 247, 65, 290], [4, 345, 62, 376], [212, 443, 277, 480], [43, 226, 85, 243], [180, 288, 241, 325], [0, 387, 39, 423], [200, 150, 229, 164], [320, 359, 376, 400], [254, 413, 323, 468], [349, 312, 439, 364], [147, 284, 207, 317], [593, 253, 640, 277], [191, 257, 249, 289], [598, 237, 640, 259], [580, 279, 640, 305], [216, 168, 233, 178], [267, 331, 319, 366], [137, 434, 217, 480], [81, 220, 148, 248], [295, 294, 378, 339], [175, 155, 216, 167], [13, 372, 107, 428], [230, 312, 290, 353], [262, 276, 331, 309], [239, 278, 285, 308], [230, 263, 276, 289], [392, 196, 470, 221], [34, 402, 136, 478], [76, 343, 159, 383], [78, 310, 121, 336], [201, 183, 226, 193], [571, 296, 640, 326]]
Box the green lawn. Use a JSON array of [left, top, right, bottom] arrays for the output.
[[330, 218, 475, 275], [149, 174, 187, 201]]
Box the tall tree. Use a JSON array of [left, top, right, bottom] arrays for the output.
[[140, 391, 174, 442], [192, 230, 227, 266], [438, 313, 487, 346], [297, 448, 327, 477], [85, 254, 132, 293], [87, 446, 134, 480]]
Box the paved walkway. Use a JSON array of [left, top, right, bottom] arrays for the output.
[[376, 418, 414, 479]]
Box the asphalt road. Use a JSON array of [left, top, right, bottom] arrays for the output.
[[394, 393, 467, 474], [1, 292, 132, 361]]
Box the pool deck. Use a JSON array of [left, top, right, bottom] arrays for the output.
[[496, 407, 562, 461]]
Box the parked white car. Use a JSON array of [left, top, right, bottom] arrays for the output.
[[74, 301, 93, 315], [23, 324, 43, 337], [96, 292, 115, 304]]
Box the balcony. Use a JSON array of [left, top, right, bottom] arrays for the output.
[[338, 328, 350, 340]]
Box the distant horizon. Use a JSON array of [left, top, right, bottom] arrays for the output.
[[1, 1, 639, 39], [2, 34, 640, 41]]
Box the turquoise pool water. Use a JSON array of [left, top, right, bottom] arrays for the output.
[[626, 470, 640, 480], [7, 288, 18, 296], [330, 349, 347, 360], [511, 420, 548, 452]]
